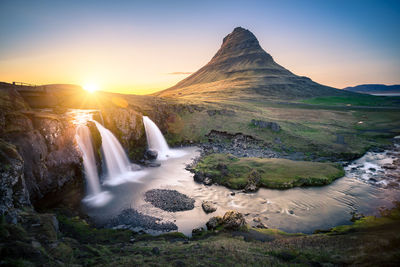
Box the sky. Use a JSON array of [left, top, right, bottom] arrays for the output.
[[0, 0, 399, 94]]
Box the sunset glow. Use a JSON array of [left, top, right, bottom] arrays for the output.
[[83, 83, 99, 93]]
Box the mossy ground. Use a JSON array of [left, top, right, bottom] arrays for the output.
[[194, 154, 345, 189], [1, 203, 400, 266]]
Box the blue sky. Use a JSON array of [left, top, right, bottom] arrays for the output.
[[0, 0, 399, 93]]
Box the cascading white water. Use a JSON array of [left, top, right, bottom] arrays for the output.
[[93, 120, 147, 185], [75, 125, 101, 195], [93, 121, 131, 176], [75, 125, 112, 207], [142, 116, 186, 160]]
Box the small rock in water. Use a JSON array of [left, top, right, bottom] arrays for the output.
[[253, 217, 261, 223], [289, 210, 294, 215], [230, 192, 236, 196], [202, 201, 217, 213], [255, 222, 268, 229], [350, 211, 365, 222], [144, 149, 158, 160], [143, 160, 161, 167], [144, 189, 195, 212], [203, 177, 213, 186], [192, 227, 205, 236]]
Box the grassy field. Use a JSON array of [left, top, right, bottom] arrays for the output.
[[162, 97, 400, 161], [301, 94, 400, 106], [194, 154, 344, 189]]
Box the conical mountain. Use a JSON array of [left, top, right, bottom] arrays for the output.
[[155, 27, 345, 100]]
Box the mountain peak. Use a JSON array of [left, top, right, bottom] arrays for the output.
[[155, 27, 342, 100], [222, 27, 257, 44], [213, 27, 267, 62]]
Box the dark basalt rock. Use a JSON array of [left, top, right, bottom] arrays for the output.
[[144, 189, 195, 212], [106, 208, 177, 232], [144, 149, 158, 160]]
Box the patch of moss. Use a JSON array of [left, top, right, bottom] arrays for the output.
[[194, 154, 345, 189], [57, 215, 132, 244]]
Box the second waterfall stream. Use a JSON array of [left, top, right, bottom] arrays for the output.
[[142, 116, 186, 160], [93, 120, 147, 186]]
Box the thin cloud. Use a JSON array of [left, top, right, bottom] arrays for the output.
[[167, 72, 193, 75]]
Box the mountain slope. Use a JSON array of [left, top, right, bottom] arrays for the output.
[[155, 27, 345, 101], [344, 84, 400, 95]]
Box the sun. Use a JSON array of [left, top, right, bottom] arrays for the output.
[[83, 83, 99, 93]]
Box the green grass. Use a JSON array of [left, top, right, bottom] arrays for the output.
[[302, 95, 400, 106], [2, 204, 400, 266], [194, 154, 345, 189]]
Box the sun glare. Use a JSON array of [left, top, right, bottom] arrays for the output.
[[83, 83, 99, 93]]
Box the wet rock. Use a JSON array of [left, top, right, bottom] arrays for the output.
[[253, 217, 261, 223], [230, 192, 236, 196], [206, 216, 223, 230], [255, 222, 268, 229], [192, 227, 205, 236], [350, 211, 365, 222], [201, 201, 217, 213], [383, 164, 396, 170], [144, 189, 195, 212], [244, 170, 261, 192], [106, 208, 177, 232], [203, 177, 213, 186], [143, 160, 161, 167], [222, 211, 246, 230], [144, 149, 158, 160]]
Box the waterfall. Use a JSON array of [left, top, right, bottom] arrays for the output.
[[93, 120, 147, 185], [75, 125, 101, 195], [75, 125, 112, 207], [142, 116, 186, 160]]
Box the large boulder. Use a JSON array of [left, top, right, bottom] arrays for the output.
[[222, 210, 246, 230], [206, 211, 246, 231]]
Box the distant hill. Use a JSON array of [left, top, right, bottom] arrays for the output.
[[343, 84, 400, 95], [155, 27, 347, 101]]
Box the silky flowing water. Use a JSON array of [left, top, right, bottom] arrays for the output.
[[84, 146, 400, 236]]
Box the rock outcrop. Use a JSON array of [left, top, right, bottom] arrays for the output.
[[206, 210, 246, 230]]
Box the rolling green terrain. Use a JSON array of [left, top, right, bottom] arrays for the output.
[[1, 203, 400, 266], [194, 154, 345, 189], [302, 94, 400, 107], [164, 97, 400, 161]]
